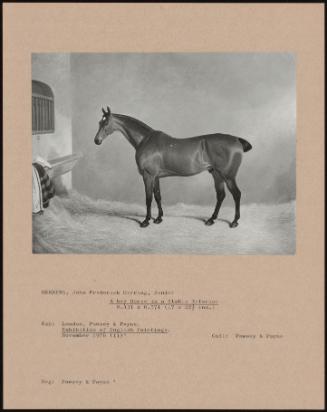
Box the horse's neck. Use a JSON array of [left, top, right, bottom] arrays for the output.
[[113, 114, 153, 148]]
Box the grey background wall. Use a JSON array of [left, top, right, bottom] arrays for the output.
[[71, 53, 295, 206], [32, 53, 72, 187], [33, 53, 295, 205]]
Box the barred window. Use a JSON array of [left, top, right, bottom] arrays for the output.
[[32, 80, 55, 134]]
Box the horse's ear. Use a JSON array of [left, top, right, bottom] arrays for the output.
[[102, 108, 106, 115], [106, 106, 111, 115]]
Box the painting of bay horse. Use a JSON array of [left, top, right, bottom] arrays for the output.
[[94, 107, 252, 228]]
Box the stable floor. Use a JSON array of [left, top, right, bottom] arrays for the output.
[[33, 191, 295, 255]]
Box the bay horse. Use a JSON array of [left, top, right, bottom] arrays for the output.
[[94, 107, 252, 228]]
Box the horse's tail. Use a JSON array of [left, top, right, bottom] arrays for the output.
[[238, 137, 252, 152]]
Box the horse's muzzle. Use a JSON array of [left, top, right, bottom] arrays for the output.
[[94, 139, 102, 145]]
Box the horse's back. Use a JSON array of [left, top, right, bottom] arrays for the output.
[[149, 130, 241, 147]]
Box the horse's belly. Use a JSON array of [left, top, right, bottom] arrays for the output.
[[162, 150, 211, 176]]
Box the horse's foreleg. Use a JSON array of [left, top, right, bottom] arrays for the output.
[[205, 171, 226, 226], [225, 177, 241, 228], [140, 171, 155, 228], [153, 177, 163, 224]]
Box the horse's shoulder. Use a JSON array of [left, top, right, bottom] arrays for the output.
[[142, 130, 173, 147]]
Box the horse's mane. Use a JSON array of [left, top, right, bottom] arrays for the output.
[[114, 114, 154, 132]]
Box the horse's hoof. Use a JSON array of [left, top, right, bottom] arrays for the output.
[[140, 220, 150, 228], [205, 219, 215, 226], [230, 221, 239, 228], [153, 217, 163, 224]]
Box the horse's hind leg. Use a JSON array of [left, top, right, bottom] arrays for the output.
[[225, 177, 241, 228], [205, 171, 226, 226], [153, 177, 163, 224], [140, 171, 155, 228]]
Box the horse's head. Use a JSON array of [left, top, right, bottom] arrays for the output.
[[94, 106, 114, 145]]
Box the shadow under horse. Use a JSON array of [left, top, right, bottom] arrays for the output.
[[94, 107, 252, 228]]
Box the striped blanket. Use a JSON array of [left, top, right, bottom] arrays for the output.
[[33, 163, 55, 213]]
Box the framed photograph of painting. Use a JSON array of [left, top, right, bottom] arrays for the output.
[[3, 3, 325, 410]]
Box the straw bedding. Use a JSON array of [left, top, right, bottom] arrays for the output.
[[33, 190, 295, 254]]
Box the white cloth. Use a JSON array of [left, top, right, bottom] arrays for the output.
[[32, 165, 43, 214], [33, 156, 52, 169]]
